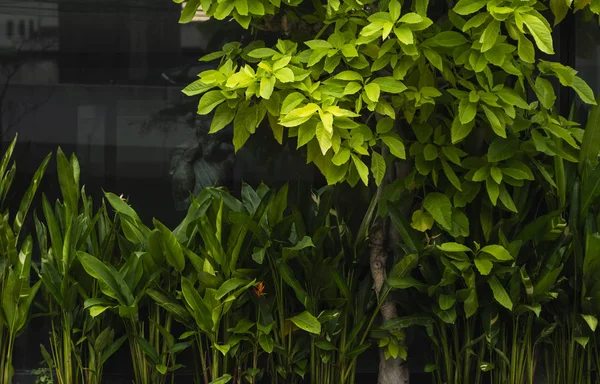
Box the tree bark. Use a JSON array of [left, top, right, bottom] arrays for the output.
[[370, 225, 410, 384]]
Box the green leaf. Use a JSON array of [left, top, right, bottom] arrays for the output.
[[381, 134, 406, 159], [550, 0, 570, 25], [486, 178, 500, 205], [474, 258, 493, 275], [77, 252, 134, 307], [488, 276, 513, 310], [210, 103, 236, 133], [208, 374, 233, 384], [426, 31, 468, 47], [459, 98, 477, 124], [579, 95, 600, 173], [488, 138, 517, 162], [441, 159, 462, 191], [258, 333, 274, 353], [280, 104, 320, 127], [316, 122, 332, 154], [388, 276, 426, 289], [438, 242, 471, 252], [451, 117, 474, 143], [248, 48, 278, 58], [180, 0, 200, 23], [580, 164, 600, 215], [56, 148, 78, 212], [260, 76, 276, 99], [480, 20, 500, 52], [216, 278, 248, 300], [371, 151, 386, 186], [582, 314, 598, 332], [518, 34, 535, 63], [521, 14, 554, 54], [154, 220, 185, 273], [534, 77, 556, 109], [481, 105, 505, 137], [281, 92, 306, 115], [453, 0, 487, 15], [439, 294, 456, 310], [364, 83, 381, 102], [198, 90, 226, 115], [411, 210, 434, 232], [289, 311, 321, 334], [423, 192, 453, 230], [275, 68, 295, 83], [571, 76, 596, 105], [352, 154, 369, 186], [480, 245, 513, 261]]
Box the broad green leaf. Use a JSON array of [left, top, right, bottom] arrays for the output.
[[371, 151, 386, 186], [260, 76, 276, 99], [411, 209, 434, 232], [441, 159, 462, 191], [481, 105, 505, 137], [364, 83, 381, 102], [518, 34, 535, 63], [453, 0, 487, 15], [275, 68, 295, 83], [316, 122, 332, 154], [474, 258, 493, 275], [480, 245, 513, 261], [451, 117, 474, 143], [480, 20, 500, 52], [550, 0, 570, 25], [459, 98, 477, 124], [281, 92, 306, 115], [56, 148, 78, 212], [486, 178, 500, 205], [180, 0, 201, 23], [521, 14, 554, 54], [582, 314, 598, 332], [280, 104, 320, 127], [425, 31, 468, 47], [423, 192, 453, 230], [215, 278, 248, 300], [352, 154, 369, 186], [579, 95, 600, 173], [534, 77, 556, 109], [381, 134, 406, 159], [154, 220, 185, 273], [488, 138, 517, 162], [258, 333, 274, 353], [210, 103, 236, 133], [571, 76, 596, 105], [208, 374, 233, 384], [439, 294, 456, 310], [248, 48, 278, 58], [438, 242, 471, 252], [77, 252, 134, 307], [388, 276, 426, 289], [289, 311, 321, 334], [488, 276, 513, 310], [198, 90, 226, 115]]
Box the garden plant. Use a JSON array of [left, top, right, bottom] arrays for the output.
[[1, 0, 600, 382]]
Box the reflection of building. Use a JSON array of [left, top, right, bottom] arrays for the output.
[[57, 0, 182, 84], [0, 1, 59, 84]]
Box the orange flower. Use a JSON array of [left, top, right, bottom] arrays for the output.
[[254, 282, 265, 298]]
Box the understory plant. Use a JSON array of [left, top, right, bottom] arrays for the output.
[[0, 135, 50, 384], [35, 149, 127, 384]]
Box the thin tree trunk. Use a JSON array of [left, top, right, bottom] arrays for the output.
[[369, 142, 410, 384], [370, 225, 410, 384]]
